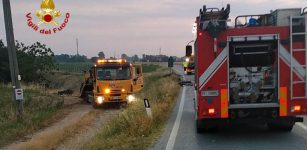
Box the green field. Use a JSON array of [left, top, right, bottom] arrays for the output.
[[56, 63, 93, 73]]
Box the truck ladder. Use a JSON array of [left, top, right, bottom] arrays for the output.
[[290, 14, 307, 99]]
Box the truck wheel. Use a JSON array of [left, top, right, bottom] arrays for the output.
[[267, 123, 294, 132], [92, 101, 99, 109], [196, 119, 218, 133], [196, 120, 204, 133]]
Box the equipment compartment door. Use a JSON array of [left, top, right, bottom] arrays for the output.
[[132, 65, 144, 93]]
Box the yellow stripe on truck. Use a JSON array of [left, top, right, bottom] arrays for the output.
[[280, 87, 287, 116], [221, 89, 228, 118]]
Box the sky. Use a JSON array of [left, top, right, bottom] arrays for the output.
[[0, 0, 306, 58]]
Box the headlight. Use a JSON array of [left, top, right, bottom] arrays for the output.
[[104, 88, 111, 94], [127, 95, 136, 103], [185, 58, 190, 62], [97, 96, 104, 104]]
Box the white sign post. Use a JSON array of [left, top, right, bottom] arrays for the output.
[[15, 89, 24, 101], [144, 99, 153, 119]]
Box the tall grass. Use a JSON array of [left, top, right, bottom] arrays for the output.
[[83, 67, 180, 150], [0, 84, 64, 147]]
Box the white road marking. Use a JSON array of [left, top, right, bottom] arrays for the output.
[[297, 123, 307, 131], [165, 86, 186, 150]]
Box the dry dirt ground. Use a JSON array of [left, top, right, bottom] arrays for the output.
[[2, 95, 120, 150]]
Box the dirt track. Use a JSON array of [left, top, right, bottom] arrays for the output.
[[2, 96, 120, 150]]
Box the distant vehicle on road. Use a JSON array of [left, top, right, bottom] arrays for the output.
[[183, 56, 195, 75], [191, 4, 307, 132], [80, 59, 143, 108]]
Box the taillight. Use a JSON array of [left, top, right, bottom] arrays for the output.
[[292, 105, 301, 112], [208, 108, 215, 115]]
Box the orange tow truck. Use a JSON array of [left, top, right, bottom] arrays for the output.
[[80, 59, 143, 108]]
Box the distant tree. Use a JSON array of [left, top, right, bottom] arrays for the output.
[[16, 41, 55, 82], [70, 55, 89, 62], [54, 54, 90, 63], [132, 54, 139, 62], [54, 54, 70, 62], [121, 53, 128, 59], [98, 51, 105, 58], [0, 40, 56, 82]]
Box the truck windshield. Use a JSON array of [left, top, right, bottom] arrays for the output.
[[96, 67, 130, 80]]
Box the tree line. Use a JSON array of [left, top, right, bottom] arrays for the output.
[[0, 40, 54, 83], [0, 39, 181, 83]]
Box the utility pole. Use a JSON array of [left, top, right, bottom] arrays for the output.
[[76, 38, 79, 56], [159, 48, 162, 63], [2, 0, 23, 118]]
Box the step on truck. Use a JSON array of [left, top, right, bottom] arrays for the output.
[[190, 4, 307, 132], [80, 59, 144, 108]]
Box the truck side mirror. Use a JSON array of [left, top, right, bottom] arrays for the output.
[[186, 45, 192, 57]]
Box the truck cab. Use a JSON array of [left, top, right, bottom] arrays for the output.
[[80, 59, 143, 108]]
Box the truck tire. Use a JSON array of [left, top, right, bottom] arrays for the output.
[[196, 120, 204, 133], [196, 120, 218, 133], [267, 123, 294, 132], [92, 101, 99, 109]]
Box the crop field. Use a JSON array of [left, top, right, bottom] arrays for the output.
[[56, 63, 160, 74], [55, 63, 93, 73]]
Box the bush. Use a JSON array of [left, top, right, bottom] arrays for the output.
[[0, 40, 55, 83]]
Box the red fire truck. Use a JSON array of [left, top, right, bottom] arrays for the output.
[[189, 4, 307, 132]]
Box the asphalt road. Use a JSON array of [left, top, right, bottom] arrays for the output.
[[151, 65, 307, 150]]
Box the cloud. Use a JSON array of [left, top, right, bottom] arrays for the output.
[[0, 0, 306, 58]]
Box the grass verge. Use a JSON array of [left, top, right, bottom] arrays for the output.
[[83, 66, 180, 150], [0, 84, 64, 148]]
